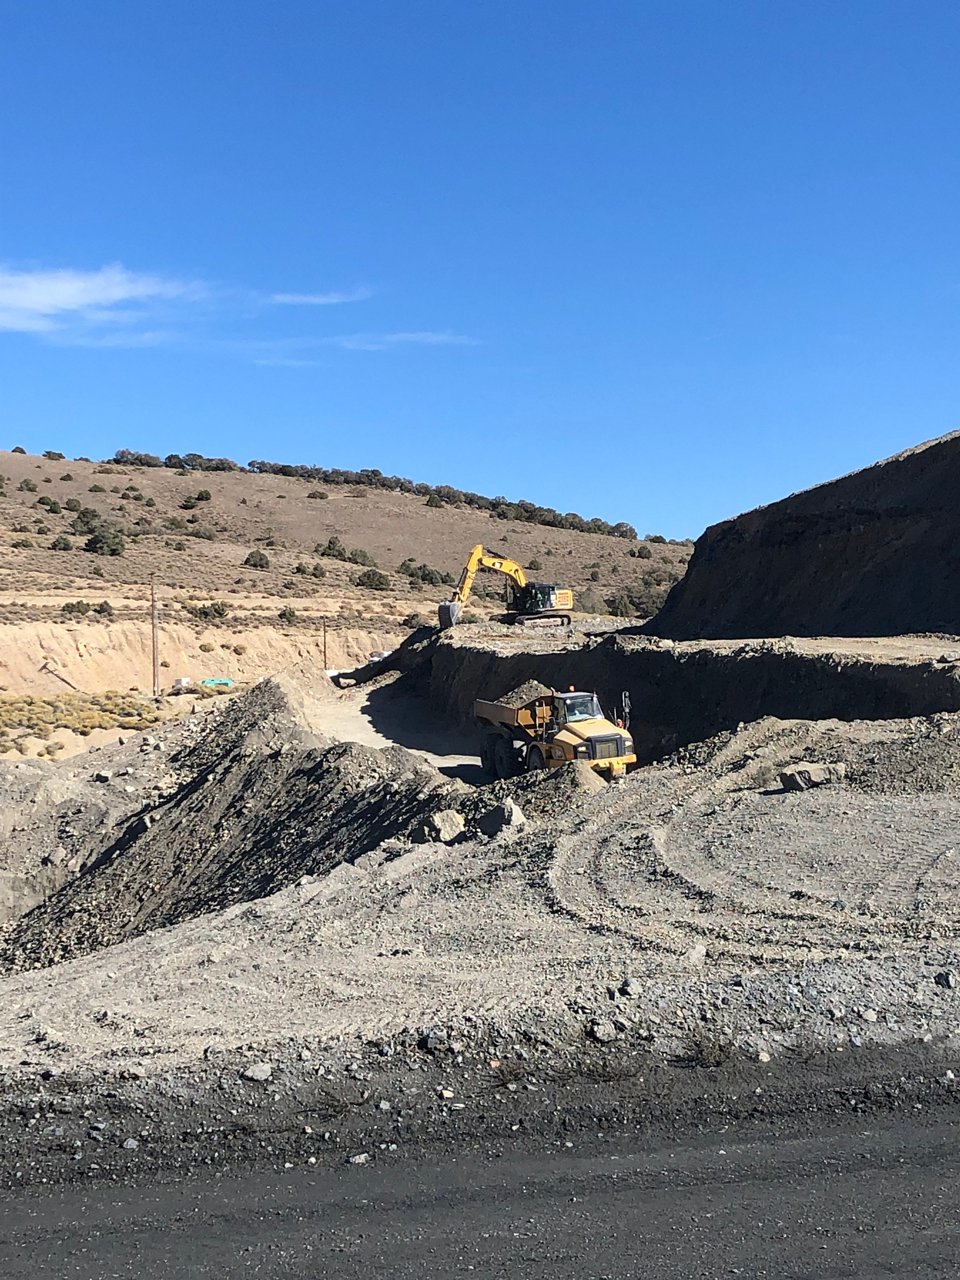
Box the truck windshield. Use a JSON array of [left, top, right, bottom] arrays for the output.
[[561, 694, 602, 722]]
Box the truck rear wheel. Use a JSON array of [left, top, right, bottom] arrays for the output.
[[480, 734, 499, 776], [493, 736, 518, 780]]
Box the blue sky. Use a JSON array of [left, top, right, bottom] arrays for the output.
[[1, 1, 958, 537]]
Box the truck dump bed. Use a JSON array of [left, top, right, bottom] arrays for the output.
[[474, 692, 553, 736]]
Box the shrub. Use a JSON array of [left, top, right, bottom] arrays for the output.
[[605, 592, 636, 617], [110, 486, 121, 493], [188, 527, 216, 540], [11, 445, 26, 454], [11, 538, 33, 549], [233, 644, 247, 656], [397, 559, 452, 586], [199, 642, 215, 653], [172, 540, 186, 551], [35, 524, 50, 535], [243, 549, 270, 570], [347, 547, 377, 567], [630, 544, 653, 559], [111, 449, 163, 468], [355, 568, 391, 590], [425, 493, 443, 508], [61, 600, 90, 616], [84, 525, 125, 556], [180, 497, 198, 510], [196, 489, 211, 501], [94, 600, 114, 616], [589, 569, 600, 581], [317, 535, 348, 560], [60, 473, 74, 481], [18, 479, 37, 493], [50, 534, 73, 551], [144, 496, 156, 507], [186, 600, 228, 622], [64, 498, 82, 512], [278, 605, 297, 623], [46, 501, 62, 515], [528, 558, 542, 571], [645, 533, 667, 544], [43, 450, 66, 461], [308, 490, 328, 499], [70, 507, 104, 535]]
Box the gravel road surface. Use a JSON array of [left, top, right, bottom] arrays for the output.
[[3, 1112, 959, 1278]]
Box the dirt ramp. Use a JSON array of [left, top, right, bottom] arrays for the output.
[[650, 431, 960, 638]]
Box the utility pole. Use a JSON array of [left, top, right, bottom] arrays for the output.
[[150, 574, 160, 698], [322, 617, 328, 670]]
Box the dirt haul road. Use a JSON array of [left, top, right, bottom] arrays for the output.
[[3, 631, 960, 1187]]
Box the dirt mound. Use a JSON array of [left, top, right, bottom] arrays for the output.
[[649, 431, 960, 638], [0, 677, 461, 975], [497, 679, 555, 708]]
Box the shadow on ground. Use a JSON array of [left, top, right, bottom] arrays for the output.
[[360, 683, 488, 785]]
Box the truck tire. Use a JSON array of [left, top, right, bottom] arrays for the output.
[[493, 736, 518, 780], [526, 746, 548, 772], [480, 734, 499, 776]]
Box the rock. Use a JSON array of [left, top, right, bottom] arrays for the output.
[[122, 1137, 140, 1151], [240, 1062, 274, 1082], [377, 1099, 392, 1112], [619, 976, 643, 999], [588, 1018, 619, 1044], [938, 652, 960, 664], [421, 809, 466, 845], [93, 770, 113, 784], [684, 942, 708, 967], [348, 1152, 370, 1166], [437, 1088, 455, 1100], [935, 970, 957, 990], [758, 1050, 771, 1063], [477, 799, 527, 836], [421, 1027, 448, 1054], [861, 1008, 879, 1023], [779, 762, 847, 792]]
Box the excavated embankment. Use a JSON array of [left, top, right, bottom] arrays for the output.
[[649, 430, 960, 639], [426, 630, 960, 759]]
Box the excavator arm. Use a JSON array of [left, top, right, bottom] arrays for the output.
[[439, 545, 532, 628]]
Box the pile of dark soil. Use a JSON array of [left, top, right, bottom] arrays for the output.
[[0, 678, 460, 975]]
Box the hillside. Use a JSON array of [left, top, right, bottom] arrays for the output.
[[649, 431, 960, 639], [0, 448, 689, 714]]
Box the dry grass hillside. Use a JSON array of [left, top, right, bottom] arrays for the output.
[[0, 449, 689, 744]]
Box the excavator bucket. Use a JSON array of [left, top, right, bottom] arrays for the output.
[[438, 599, 461, 630]]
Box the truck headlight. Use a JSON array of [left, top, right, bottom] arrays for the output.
[[575, 745, 589, 757], [623, 739, 634, 753]]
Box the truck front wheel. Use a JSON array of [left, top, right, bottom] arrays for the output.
[[526, 746, 548, 772]]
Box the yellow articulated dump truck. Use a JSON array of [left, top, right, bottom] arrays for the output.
[[475, 684, 636, 780]]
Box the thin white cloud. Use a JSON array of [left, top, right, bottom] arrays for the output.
[[0, 263, 475, 359], [333, 330, 478, 352], [0, 264, 199, 333], [269, 287, 372, 306]]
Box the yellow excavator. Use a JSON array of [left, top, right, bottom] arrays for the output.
[[439, 544, 574, 629]]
